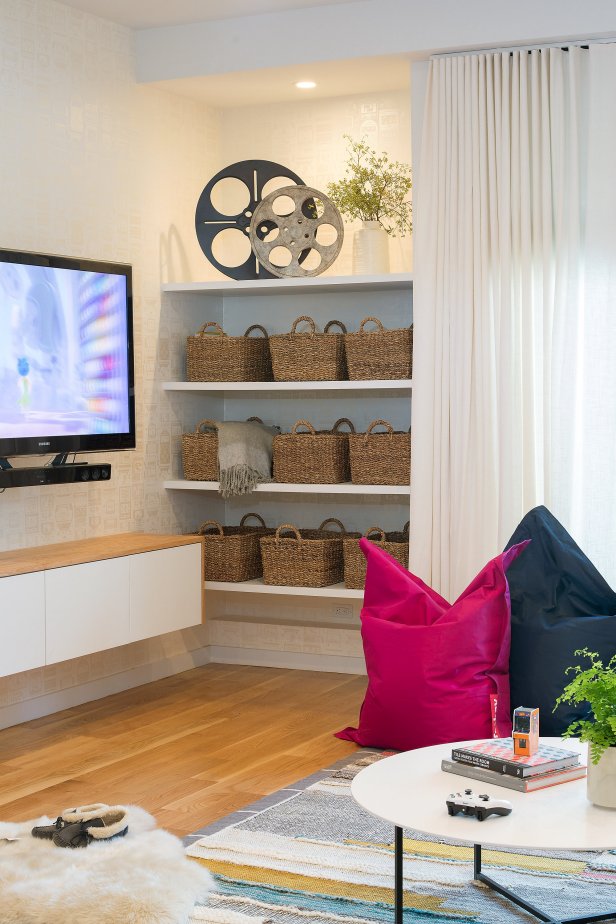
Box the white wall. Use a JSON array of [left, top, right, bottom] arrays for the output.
[[0, 1, 416, 720], [216, 88, 412, 275], [0, 0, 220, 721]]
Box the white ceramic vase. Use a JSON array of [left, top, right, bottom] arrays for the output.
[[587, 746, 616, 808], [352, 220, 390, 275]]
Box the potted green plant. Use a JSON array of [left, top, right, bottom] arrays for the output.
[[327, 136, 412, 275], [554, 648, 616, 807]]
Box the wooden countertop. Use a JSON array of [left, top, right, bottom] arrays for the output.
[[0, 532, 203, 578]]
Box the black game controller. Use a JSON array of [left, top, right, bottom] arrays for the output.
[[446, 789, 513, 821]]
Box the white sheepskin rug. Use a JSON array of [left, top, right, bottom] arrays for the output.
[[0, 805, 214, 924]]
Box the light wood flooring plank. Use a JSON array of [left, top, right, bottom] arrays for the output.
[[0, 663, 365, 835]]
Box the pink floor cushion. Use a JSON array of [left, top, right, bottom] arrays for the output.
[[336, 539, 529, 751]]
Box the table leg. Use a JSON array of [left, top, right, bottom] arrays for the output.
[[473, 843, 556, 922], [395, 825, 403, 924], [473, 843, 482, 878], [473, 844, 616, 924]]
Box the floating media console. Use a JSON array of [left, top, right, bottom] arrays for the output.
[[0, 463, 111, 489], [0, 533, 204, 677]]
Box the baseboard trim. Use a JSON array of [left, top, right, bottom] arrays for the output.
[[0, 645, 364, 731], [209, 645, 366, 675], [0, 647, 212, 731]]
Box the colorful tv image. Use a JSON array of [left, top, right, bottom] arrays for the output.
[[0, 250, 134, 458]]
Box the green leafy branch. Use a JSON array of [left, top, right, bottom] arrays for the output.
[[327, 136, 412, 237], [553, 648, 616, 763]]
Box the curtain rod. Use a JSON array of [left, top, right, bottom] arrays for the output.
[[431, 37, 615, 59]]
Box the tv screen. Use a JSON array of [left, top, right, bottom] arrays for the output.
[[0, 249, 135, 460]]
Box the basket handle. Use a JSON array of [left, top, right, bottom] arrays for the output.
[[275, 524, 301, 540], [403, 521, 410, 536], [318, 517, 346, 533], [197, 519, 224, 536], [291, 315, 317, 334], [291, 419, 316, 435], [365, 526, 386, 540], [240, 513, 267, 528], [324, 319, 347, 334], [358, 317, 385, 333], [243, 324, 268, 338], [331, 417, 355, 434], [246, 416, 264, 424], [364, 419, 394, 438], [196, 322, 225, 336], [194, 419, 217, 433]]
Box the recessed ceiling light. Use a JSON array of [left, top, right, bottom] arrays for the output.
[[295, 80, 316, 90]]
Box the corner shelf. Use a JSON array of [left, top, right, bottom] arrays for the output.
[[162, 272, 412, 297], [161, 271, 412, 664], [162, 379, 412, 393], [205, 579, 363, 599], [164, 480, 410, 496]]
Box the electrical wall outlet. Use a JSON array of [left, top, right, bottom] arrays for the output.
[[333, 604, 354, 621]]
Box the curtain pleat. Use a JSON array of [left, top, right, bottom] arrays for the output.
[[412, 46, 595, 600]]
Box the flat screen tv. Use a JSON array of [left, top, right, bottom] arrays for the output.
[[0, 249, 135, 461]]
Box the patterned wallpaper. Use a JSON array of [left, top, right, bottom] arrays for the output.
[[0, 0, 220, 712]]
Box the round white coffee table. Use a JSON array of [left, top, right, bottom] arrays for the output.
[[351, 738, 616, 924]]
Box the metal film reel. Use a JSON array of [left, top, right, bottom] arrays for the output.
[[195, 160, 310, 280], [249, 185, 344, 278]]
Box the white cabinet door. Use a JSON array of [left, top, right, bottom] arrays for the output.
[[129, 544, 202, 642], [45, 558, 131, 665], [0, 572, 46, 677]]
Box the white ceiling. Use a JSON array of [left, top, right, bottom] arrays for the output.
[[57, 0, 405, 108], [151, 54, 409, 108], [59, 0, 363, 29]]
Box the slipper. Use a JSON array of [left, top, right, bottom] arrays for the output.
[[52, 808, 128, 848], [61, 803, 111, 825], [31, 803, 109, 840]]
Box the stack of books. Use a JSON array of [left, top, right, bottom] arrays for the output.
[[441, 738, 586, 792]]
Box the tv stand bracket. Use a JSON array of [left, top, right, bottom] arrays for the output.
[[51, 453, 88, 466]]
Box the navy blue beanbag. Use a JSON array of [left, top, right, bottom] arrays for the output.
[[504, 505, 616, 736]]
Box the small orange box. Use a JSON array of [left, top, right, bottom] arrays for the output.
[[512, 706, 539, 757]]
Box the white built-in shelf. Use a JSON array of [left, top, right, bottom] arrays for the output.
[[162, 379, 412, 393], [162, 272, 412, 297], [164, 480, 410, 496], [205, 578, 363, 599]]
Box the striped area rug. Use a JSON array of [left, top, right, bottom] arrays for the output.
[[186, 750, 616, 924]]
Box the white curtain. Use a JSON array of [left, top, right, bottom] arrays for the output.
[[571, 45, 616, 585], [412, 45, 616, 600]]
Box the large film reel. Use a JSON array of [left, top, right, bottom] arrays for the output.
[[249, 185, 344, 278], [195, 160, 310, 280]]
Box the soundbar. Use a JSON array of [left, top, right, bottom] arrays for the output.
[[0, 464, 111, 489]]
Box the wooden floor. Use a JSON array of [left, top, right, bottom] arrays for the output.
[[0, 663, 366, 836]]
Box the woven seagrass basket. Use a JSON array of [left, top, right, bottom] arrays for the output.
[[186, 322, 272, 382], [344, 317, 413, 380], [272, 417, 355, 484], [260, 518, 359, 587], [348, 419, 411, 485], [197, 513, 274, 582], [181, 416, 263, 481], [269, 316, 347, 381], [181, 418, 218, 481], [343, 522, 410, 589]]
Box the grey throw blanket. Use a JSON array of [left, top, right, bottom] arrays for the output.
[[215, 420, 277, 498]]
